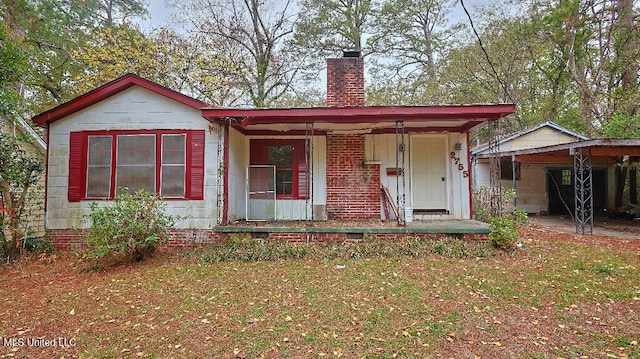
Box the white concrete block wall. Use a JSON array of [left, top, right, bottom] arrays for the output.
[[46, 87, 218, 230]]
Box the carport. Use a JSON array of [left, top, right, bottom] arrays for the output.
[[474, 139, 640, 234]]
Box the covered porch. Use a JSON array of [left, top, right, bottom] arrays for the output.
[[203, 104, 516, 227]]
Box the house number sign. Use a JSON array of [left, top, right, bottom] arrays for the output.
[[450, 152, 469, 178]]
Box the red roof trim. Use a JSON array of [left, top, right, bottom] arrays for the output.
[[202, 104, 515, 125], [33, 73, 207, 127]]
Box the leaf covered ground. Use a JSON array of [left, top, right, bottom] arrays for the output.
[[1, 224, 639, 359]]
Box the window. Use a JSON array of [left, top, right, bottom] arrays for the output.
[[68, 130, 204, 201], [561, 169, 572, 185], [250, 139, 308, 199], [161, 134, 187, 197], [268, 145, 293, 195], [500, 157, 521, 180], [86, 136, 112, 197], [116, 134, 156, 195]]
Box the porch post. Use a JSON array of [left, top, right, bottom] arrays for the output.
[[574, 147, 593, 234], [512, 154, 517, 209], [395, 121, 406, 226], [305, 122, 314, 223]]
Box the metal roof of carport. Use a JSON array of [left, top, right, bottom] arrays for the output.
[[474, 138, 640, 163]]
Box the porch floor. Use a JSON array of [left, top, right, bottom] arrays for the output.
[[214, 219, 490, 235]]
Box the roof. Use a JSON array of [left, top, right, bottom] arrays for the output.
[[31, 73, 516, 133], [202, 104, 516, 134], [32, 73, 207, 127], [471, 120, 589, 155], [474, 138, 640, 163], [15, 117, 47, 151]]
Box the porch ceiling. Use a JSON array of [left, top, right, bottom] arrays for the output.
[[202, 104, 516, 134]]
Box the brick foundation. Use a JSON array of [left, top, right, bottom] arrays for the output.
[[46, 229, 225, 251], [47, 229, 486, 251]]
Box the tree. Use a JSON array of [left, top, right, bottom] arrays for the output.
[[170, 0, 302, 107], [1, 0, 148, 114], [369, 0, 460, 82], [294, 0, 375, 57], [0, 132, 44, 262], [0, 21, 26, 117], [73, 24, 239, 105], [536, 0, 640, 136]]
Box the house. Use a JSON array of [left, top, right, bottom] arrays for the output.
[[33, 53, 516, 248], [471, 121, 589, 214], [1, 117, 47, 240], [471, 121, 640, 233]]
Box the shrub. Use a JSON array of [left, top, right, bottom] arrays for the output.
[[83, 189, 180, 265], [488, 216, 519, 251]]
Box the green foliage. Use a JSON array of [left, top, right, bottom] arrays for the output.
[[0, 132, 45, 262], [488, 216, 519, 251], [83, 189, 180, 265], [603, 111, 640, 138], [0, 22, 27, 117]]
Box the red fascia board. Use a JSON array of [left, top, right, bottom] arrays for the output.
[[33, 74, 207, 127], [202, 104, 515, 126]]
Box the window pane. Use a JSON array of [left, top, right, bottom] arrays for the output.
[[87, 166, 111, 197], [561, 169, 572, 185], [268, 145, 293, 168], [117, 135, 155, 166], [88, 136, 112, 166], [161, 166, 185, 197], [275, 169, 293, 195], [86, 136, 112, 197], [116, 135, 156, 193], [162, 134, 186, 165], [116, 165, 155, 194]]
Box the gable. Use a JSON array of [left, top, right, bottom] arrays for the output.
[[472, 121, 588, 155], [48, 86, 208, 132], [501, 127, 583, 152], [33, 74, 206, 127]]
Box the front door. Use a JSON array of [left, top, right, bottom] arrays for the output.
[[412, 136, 447, 210]]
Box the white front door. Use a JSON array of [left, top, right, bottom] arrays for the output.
[[412, 136, 447, 210]]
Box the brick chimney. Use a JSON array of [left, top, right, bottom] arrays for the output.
[[326, 51, 365, 107]]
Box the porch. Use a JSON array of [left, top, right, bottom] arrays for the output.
[[213, 219, 490, 241]]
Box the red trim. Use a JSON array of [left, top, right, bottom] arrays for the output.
[[467, 131, 473, 218], [69, 129, 203, 201], [33, 74, 207, 126], [222, 124, 229, 224], [43, 128, 50, 228], [203, 104, 516, 125]]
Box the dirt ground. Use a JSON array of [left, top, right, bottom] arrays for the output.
[[1, 221, 639, 358]]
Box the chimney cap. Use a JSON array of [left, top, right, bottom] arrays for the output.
[[343, 50, 361, 58]]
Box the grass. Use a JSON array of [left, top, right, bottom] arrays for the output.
[[0, 233, 639, 358]]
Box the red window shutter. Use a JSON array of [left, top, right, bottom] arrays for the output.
[[68, 132, 85, 202], [189, 130, 205, 200], [297, 161, 308, 199]]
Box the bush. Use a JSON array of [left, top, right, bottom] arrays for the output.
[[488, 216, 519, 251], [83, 189, 180, 265]]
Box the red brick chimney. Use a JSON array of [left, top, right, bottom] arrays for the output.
[[326, 51, 365, 107]]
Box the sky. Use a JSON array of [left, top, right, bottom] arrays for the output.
[[142, 0, 501, 31]]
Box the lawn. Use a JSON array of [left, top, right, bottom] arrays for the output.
[[1, 224, 639, 358]]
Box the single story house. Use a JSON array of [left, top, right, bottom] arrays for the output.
[[33, 53, 516, 248], [471, 121, 640, 233]]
